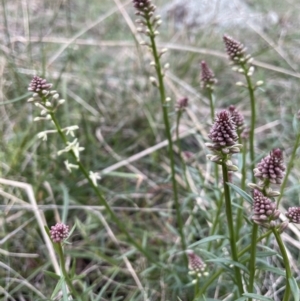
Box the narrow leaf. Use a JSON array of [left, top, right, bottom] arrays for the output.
[[289, 276, 300, 301], [227, 183, 253, 204], [189, 235, 225, 248], [242, 293, 273, 301]]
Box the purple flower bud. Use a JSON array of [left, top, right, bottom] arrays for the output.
[[254, 149, 285, 185], [200, 61, 217, 88], [176, 97, 188, 110], [186, 250, 207, 273], [208, 110, 238, 149], [28, 76, 52, 93], [228, 105, 244, 128], [50, 223, 69, 243], [252, 190, 280, 226], [223, 35, 248, 63], [286, 207, 300, 224], [132, 0, 156, 15]]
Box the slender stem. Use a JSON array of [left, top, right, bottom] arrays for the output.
[[176, 110, 189, 189], [242, 64, 257, 299], [272, 228, 292, 301], [49, 112, 158, 265], [277, 130, 300, 207], [247, 223, 258, 296], [57, 243, 82, 300], [207, 195, 223, 251], [221, 161, 244, 295], [235, 136, 247, 241], [242, 65, 256, 182], [207, 90, 219, 184], [207, 90, 215, 123], [146, 18, 187, 254]]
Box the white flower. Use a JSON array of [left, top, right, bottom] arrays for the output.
[[37, 130, 57, 141], [89, 171, 101, 186], [64, 160, 79, 173], [37, 132, 48, 141], [57, 139, 85, 161], [33, 114, 51, 122], [63, 125, 79, 137]]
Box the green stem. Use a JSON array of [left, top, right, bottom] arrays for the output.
[[207, 90, 215, 123], [146, 18, 187, 254], [207, 195, 223, 252], [242, 65, 256, 182], [235, 136, 247, 242], [176, 110, 190, 190], [277, 130, 300, 207], [242, 64, 257, 299], [247, 223, 258, 296], [272, 227, 292, 301], [49, 112, 158, 266], [221, 161, 244, 296], [57, 243, 82, 300]]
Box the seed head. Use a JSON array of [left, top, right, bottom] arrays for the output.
[[254, 149, 285, 185], [200, 61, 217, 89], [223, 35, 248, 63], [286, 207, 300, 224], [28, 76, 52, 93], [50, 223, 69, 243], [208, 110, 238, 149], [252, 190, 280, 226], [228, 105, 244, 128]]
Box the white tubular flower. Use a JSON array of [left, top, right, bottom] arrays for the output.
[[89, 171, 101, 186], [64, 160, 79, 173], [57, 139, 85, 161], [37, 130, 57, 141], [33, 115, 51, 122], [37, 132, 48, 141], [63, 125, 79, 137]]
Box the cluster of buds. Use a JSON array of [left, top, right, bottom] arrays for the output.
[[228, 105, 244, 130], [223, 35, 252, 66], [252, 190, 280, 228], [28, 76, 65, 119], [133, 0, 160, 38], [186, 250, 208, 279], [248, 149, 290, 230], [286, 207, 300, 224], [200, 61, 217, 90], [249, 149, 285, 197], [50, 223, 69, 243], [206, 110, 242, 169], [223, 35, 263, 89]]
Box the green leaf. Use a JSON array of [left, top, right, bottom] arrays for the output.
[[50, 276, 65, 299], [0, 93, 31, 105], [242, 293, 273, 301], [227, 183, 253, 205], [188, 235, 226, 248], [44, 270, 60, 280], [288, 276, 300, 301], [258, 265, 285, 277], [256, 251, 277, 257]]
